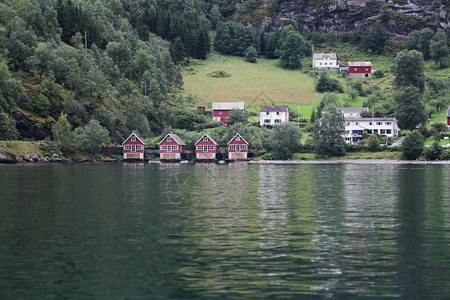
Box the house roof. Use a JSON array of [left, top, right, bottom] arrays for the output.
[[447, 106, 450, 118], [195, 133, 218, 146], [348, 62, 371, 67], [345, 117, 397, 122], [158, 133, 186, 146], [212, 102, 245, 110], [339, 107, 369, 114], [260, 105, 289, 112], [122, 132, 145, 145], [227, 133, 249, 145], [313, 53, 337, 60]]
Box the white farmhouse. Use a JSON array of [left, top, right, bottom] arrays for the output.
[[344, 118, 400, 143], [312, 53, 338, 71], [339, 107, 369, 118], [260, 106, 290, 126]]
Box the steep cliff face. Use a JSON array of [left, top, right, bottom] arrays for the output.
[[243, 0, 448, 38]]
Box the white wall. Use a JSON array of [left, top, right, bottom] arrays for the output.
[[260, 111, 289, 126]]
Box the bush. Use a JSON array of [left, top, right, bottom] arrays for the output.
[[373, 70, 384, 79], [402, 131, 424, 160], [316, 73, 343, 93], [244, 46, 258, 63], [425, 141, 443, 160]]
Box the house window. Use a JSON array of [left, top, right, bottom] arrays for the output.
[[386, 129, 392, 134], [376, 122, 382, 125], [366, 68, 368, 71], [219, 112, 223, 115], [276, 112, 280, 115], [167, 137, 172, 142], [264, 119, 271, 123], [266, 112, 269, 115], [356, 122, 358, 125], [325, 63, 327, 65], [354, 68, 357, 71], [236, 136, 240, 141], [380, 129, 386, 135], [131, 136, 136, 141], [385, 122, 391, 125], [320, 63, 322, 65], [274, 119, 281, 123], [203, 137, 208, 142], [369, 122, 373, 125]]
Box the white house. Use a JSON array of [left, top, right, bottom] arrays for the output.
[[260, 106, 290, 126], [312, 53, 338, 71], [339, 107, 369, 118], [344, 117, 400, 143]]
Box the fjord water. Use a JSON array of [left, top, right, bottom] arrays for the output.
[[1, 163, 450, 298]]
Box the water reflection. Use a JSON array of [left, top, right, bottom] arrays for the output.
[[1, 163, 450, 298]]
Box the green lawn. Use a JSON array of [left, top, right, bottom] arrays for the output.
[[424, 137, 450, 146], [183, 52, 320, 109]]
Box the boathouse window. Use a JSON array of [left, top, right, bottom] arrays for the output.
[[131, 136, 136, 141], [125, 145, 131, 150], [208, 145, 214, 150], [203, 137, 208, 142], [131, 145, 136, 152], [236, 136, 240, 141], [167, 137, 172, 142]]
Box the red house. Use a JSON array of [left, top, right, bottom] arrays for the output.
[[195, 133, 218, 160], [447, 106, 450, 126], [227, 133, 249, 160], [159, 132, 186, 160], [348, 62, 372, 78], [122, 132, 145, 160], [212, 102, 245, 125]]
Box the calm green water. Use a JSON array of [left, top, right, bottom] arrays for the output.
[[1, 163, 450, 299]]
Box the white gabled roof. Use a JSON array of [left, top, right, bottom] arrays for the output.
[[227, 133, 249, 145], [122, 132, 145, 145], [195, 133, 218, 146], [158, 133, 186, 146], [212, 102, 245, 111], [313, 53, 337, 60]]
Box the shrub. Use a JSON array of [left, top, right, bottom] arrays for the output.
[[373, 70, 384, 78], [316, 73, 343, 93], [402, 131, 424, 160], [425, 141, 443, 160], [244, 46, 258, 63]]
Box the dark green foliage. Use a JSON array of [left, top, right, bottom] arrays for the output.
[[363, 21, 387, 54], [314, 105, 346, 156], [0, 112, 18, 140], [228, 109, 249, 125], [278, 25, 311, 69], [264, 122, 302, 159], [214, 22, 259, 56], [310, 107, 316, 123], [379, 3, 391, 21], [74, 119, 111, 155], [244, 46, 258, 63], [262, 31, 279, 59], [52, 112, 74, 152], [407, 28, 434, 60], [395, 86, 426, 131], [367, 135, 381, 152], [426, 141, 443, 160], [316, 73, 343, 93], [402, 131, 424, 160], [430, 29, 449, 67], [373, 70, 384, 79], [243, 0, 258, 12], [393, 50, 426, 93]]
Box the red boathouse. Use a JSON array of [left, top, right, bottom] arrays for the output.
[[212, 102, 245, 125], [195, 133, 218, 160], [159, 132, 186, 160], [348, 62, 372, 78], [447, 106, 450, 126], [122, 132, 145, 160], [227, 133, 249, 160]]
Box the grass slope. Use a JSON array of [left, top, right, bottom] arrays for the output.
[[183, 53, 321, 108]]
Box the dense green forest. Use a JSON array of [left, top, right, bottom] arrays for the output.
[[0, 0, 449, 159]]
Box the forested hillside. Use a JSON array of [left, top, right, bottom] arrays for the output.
[[0, 0, 449, 156], [0, 0, 212, 144]]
